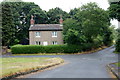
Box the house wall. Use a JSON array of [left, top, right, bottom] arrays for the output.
[[29, 31, 63, 45]]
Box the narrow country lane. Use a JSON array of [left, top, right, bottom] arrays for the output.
[[3, 46, 118, 78]]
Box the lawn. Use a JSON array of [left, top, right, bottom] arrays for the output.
[[1, 57, 63, 78]]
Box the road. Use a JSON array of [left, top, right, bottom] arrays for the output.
[[3, 46, 118, 78]]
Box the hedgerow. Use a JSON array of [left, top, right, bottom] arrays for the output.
[[11, 43, 102, 54]]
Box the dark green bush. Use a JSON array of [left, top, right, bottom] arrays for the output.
[[11, 45, 45, 54], [115, 38, 120, 53], [63, 45, 82, 53], [44, 45, 64, 53], [11, 43, 102, 54]]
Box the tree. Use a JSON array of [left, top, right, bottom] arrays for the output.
[[1, 1, 48, 46], [63, 18, 86, 45], [64, 2, 113, 46], [108, 1, 120, 21], [47, 7, 69, 24], [115, 28, 120, 52], [76, 2, 112, 45], [2, 2, 15, 46], [109, 1, 120, 52]]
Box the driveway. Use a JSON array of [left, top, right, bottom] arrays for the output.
[[3, 46, 118, 78]]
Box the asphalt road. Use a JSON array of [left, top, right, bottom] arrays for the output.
[[3, 46, 118, 78]]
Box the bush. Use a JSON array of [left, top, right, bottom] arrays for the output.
[[63, 45, 82, 53], [44, 45, 64, 53], [11, 45, 45, 54], [115, 38, 120, 53], [11, 45, 83, 54], [11, 43, 102, 54]]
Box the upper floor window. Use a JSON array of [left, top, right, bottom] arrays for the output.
[[52, 41, 57, 45], [35, 32, 40, 37], [52, 31, 57, 37], [35, 41, 41, 45]]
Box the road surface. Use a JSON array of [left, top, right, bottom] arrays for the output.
[[3, 46, 118, 78]]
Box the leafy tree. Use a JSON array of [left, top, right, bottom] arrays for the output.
[[2, 2, 15, 46], [63, 18, 86, 45], [108, 1, 120, 21], [64, 2, 113, 46], [109, 1, 120, 52], [76, 2, 111, 44], [47, 7, 69, 24], [1, 1, 48, 46], [115, 28, 120, 52], [69, 8, 80, 19]]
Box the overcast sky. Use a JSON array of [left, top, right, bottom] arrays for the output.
[[1, 0, 119, 28]]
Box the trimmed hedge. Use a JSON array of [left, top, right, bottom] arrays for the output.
[[11, 43, 101, 54]]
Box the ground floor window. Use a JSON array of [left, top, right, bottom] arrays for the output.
[[52, 41, 57, 45], [35, 41, 41, 45]]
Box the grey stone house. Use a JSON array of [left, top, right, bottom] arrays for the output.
[[29, 16, 63, 45]]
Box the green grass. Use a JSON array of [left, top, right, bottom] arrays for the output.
[[115, 62, 120, 67], [1, 57, 63, 78]]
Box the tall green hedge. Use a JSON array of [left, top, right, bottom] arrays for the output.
[[11, 43, 101, 54]]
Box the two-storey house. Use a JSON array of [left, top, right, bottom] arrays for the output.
[[29, 15, 63, 45]]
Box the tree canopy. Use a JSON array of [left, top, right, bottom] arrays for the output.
[[108, 1, 120, 21], [63, 2, 113, 46], [109, 1, 120, 52], [1, 1, 114, 48]]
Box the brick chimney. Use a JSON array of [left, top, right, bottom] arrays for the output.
[[30, 15, 35, 26], [59, 15, 63, 26]]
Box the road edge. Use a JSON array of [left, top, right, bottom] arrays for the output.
[[107, 63, 120, 79]]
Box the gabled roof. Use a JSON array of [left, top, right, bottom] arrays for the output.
[[29, 24, 63, 31]]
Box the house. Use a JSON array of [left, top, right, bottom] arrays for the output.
[[29, 15, 63, 46]]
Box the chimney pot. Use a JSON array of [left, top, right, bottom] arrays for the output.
[[30, 15, 35, 26], [59, 15, 63, 26]]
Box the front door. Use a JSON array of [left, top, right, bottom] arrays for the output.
[[43, 41, 48, 46]]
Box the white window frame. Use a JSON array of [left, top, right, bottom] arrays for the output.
[[52, 31, 57, 37], [35, 41, 41, 45], [52, 41, 57, 45], [35, 32, 40, 37]]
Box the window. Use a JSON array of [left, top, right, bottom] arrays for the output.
[[52, 41, 57, 45], [35, 41, 41, 45], [52, 31, 57, 37], [35, 32, 40, 37]]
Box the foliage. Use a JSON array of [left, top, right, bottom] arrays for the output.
[[2, 2, 15, 46], [2, 1, 114, 49], [1, 2, 48, 46], [109, 1, 120, 52], [108, 1, 120, 21], [115, 29, 120, 52], [47, 7, 70, 24], [11, 44, 100, 54], [63, 2, 113, 46]]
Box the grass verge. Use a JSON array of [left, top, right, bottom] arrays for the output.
[[1, 57, 64, 79]]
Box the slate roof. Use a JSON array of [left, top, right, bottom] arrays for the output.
[[29, 24, 63, 31]]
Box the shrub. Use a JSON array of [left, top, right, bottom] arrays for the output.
[[11, 45, 45, 54], [115, 38, 120, 53], [44, 45, 64, 53], [11, 45, 83, 54], [11, 43, 102, 54]]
